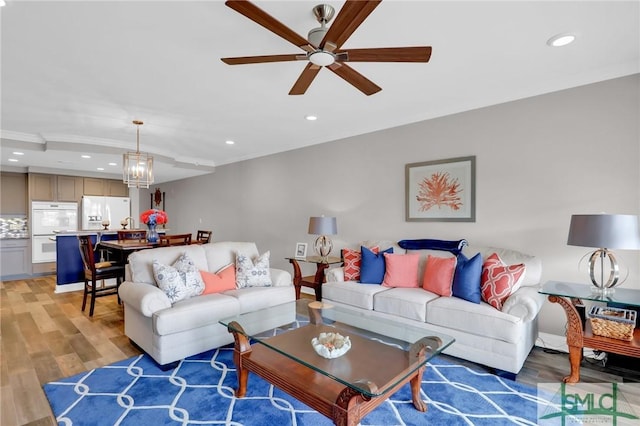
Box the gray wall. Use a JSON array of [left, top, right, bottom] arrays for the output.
[[147, 74, 640, 338]]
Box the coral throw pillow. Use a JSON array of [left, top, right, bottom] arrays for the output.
[[343, 246, 379, 281], [360, 246, 393, 284], [422, 255, 457, 296], [481, 253, 526, 310], [382, 253, 420, 288], [201, 263, 236, 295]]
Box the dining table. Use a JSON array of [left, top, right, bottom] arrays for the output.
[[98, 239, 161, 264]]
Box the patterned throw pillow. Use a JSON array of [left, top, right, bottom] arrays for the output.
[[153, 254, 205, 304], [342, 246, 379, 281], [200, 263, 236, 295], [236, 250, 272, 288], [481, 253, 526, 310]]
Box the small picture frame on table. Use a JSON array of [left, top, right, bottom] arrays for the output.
[[295, 242, 307, 258]]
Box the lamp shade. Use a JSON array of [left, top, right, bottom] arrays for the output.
[[308, 216, 337, 235], [567, 214, 640, 250]]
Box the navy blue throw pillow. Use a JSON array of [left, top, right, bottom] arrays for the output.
[[360, 246, 393, 284], [452, 252, 482, 303]]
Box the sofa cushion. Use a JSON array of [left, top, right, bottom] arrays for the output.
[[426, 296, 522, 343], [153, 254, 205, 304], [203, 242, 259, 273], [322, 281, 390, 310], [382, 253, 420, 288], [154, 293, 240, 336], [201, 263, 236, 295], [373, 288, 439, 322], [463, 245, 540, 287], [481, 253, 526, 310], [343, 246, 378, 281], [452, 252, 482, 303], [360, 246, 393, 284], [129, 245, 208, 285], [236, 250, 272, 288], [223, 286, 295, 314], [422, 255, 456, 296]]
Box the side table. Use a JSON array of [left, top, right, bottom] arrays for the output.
[[539, 281, 640, 383], [285, 256, 342, 301]]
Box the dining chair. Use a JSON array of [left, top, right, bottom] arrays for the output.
[[160, 233, 192, 246], [77, 235, 125, 317], [117, 230, 147, 242], [196, 230, 213, 244]]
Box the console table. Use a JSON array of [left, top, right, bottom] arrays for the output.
[[286, 256, 342, 301], [539, 281, 640, 383]]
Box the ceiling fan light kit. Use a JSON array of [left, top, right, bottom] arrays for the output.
[[221, 0, 432, 96]]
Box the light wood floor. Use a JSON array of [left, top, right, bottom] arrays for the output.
[[1, 275, 638, 426]]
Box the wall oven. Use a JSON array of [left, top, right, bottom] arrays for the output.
[[31, 202, 78, 263]]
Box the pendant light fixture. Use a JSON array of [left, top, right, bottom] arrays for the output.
[[123, 120, 154, 189]]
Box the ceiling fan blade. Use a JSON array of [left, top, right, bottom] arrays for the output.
[[221, 54, 304, 65], [327, 63, 381, 96], [225, 0, 313, 52], [339, 46, 432, 63], [320, 0, 381, 50], [289, 63, 322, 95]]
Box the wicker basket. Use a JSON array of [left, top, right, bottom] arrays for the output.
[[588, 306, 636, 341]]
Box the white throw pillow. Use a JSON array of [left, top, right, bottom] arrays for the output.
[[153, 254, 205, 303], [236, 250, 272, 288]]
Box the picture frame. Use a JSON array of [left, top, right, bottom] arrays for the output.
[[295, 242, 308, 258], [405, 156, 476, 222]]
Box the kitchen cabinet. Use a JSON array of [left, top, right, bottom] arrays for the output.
[[0, 172, 28, 214], [57, 176, 83, 202], [29, 173, 56, 201], [83, 177, 105, 195], [106, 180, 128, 197], [84, 178, 128, 197], [0, 239, 30, 279]]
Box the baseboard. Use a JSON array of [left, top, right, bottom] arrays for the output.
[[536, 332, 600, 359], [55, 282, 84, 293]]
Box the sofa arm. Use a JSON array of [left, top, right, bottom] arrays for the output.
[[501, 285, 545, 322], [325, 266, 345, 282], [270, 268, 292, 287], [119, 281, 171, 317]]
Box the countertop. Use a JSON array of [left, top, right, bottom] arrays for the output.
[[54, 229, 168, 236]]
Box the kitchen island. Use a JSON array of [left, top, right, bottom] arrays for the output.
[[54, 230, 165, 292]]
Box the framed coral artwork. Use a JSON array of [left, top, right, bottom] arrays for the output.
[[405, 156, 476, 222]]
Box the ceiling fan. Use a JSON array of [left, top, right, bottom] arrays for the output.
[[221, 0, 432, 96]]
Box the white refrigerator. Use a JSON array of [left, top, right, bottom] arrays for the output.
[[81, 196, 131, 230]]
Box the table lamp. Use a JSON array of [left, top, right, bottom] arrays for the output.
[[308, 216, 337, 260], [567, 214, 640, 293]]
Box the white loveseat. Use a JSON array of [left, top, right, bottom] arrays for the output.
[[118, 241, 295, 366], [322, 241, 544, 376]]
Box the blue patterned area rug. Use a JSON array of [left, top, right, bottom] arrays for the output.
[[44, 346, 550, 425]]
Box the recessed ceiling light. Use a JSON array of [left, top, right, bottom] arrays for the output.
[[8, 158, 18, 162], [225, 140, 235, 145], [12, 151, 24, 156], [97, 167, 105, 171], [0, 1, 6, 7], [108, 162, 117, 166], [547, 33, 576, 47], [305, 115, 318, 121], [81, 154, 91, 159]]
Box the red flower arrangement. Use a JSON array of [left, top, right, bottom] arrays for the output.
[[140, 209, 168, 225]]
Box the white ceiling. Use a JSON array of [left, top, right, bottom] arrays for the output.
[[1, 1, 639, 184]]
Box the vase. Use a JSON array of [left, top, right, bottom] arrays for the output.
[[147, 223, 159, 243]]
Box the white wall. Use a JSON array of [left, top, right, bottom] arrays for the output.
[[149, 74, 640, 338]]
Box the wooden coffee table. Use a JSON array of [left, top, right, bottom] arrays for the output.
[[220, 300, 454, 426]]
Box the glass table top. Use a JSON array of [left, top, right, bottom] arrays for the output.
[[540, 281, 640, 307], [220, 300, 454, 397]]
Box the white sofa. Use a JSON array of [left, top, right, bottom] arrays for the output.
[[118, 241, 295, 366], [322, 241, 544, 376]]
